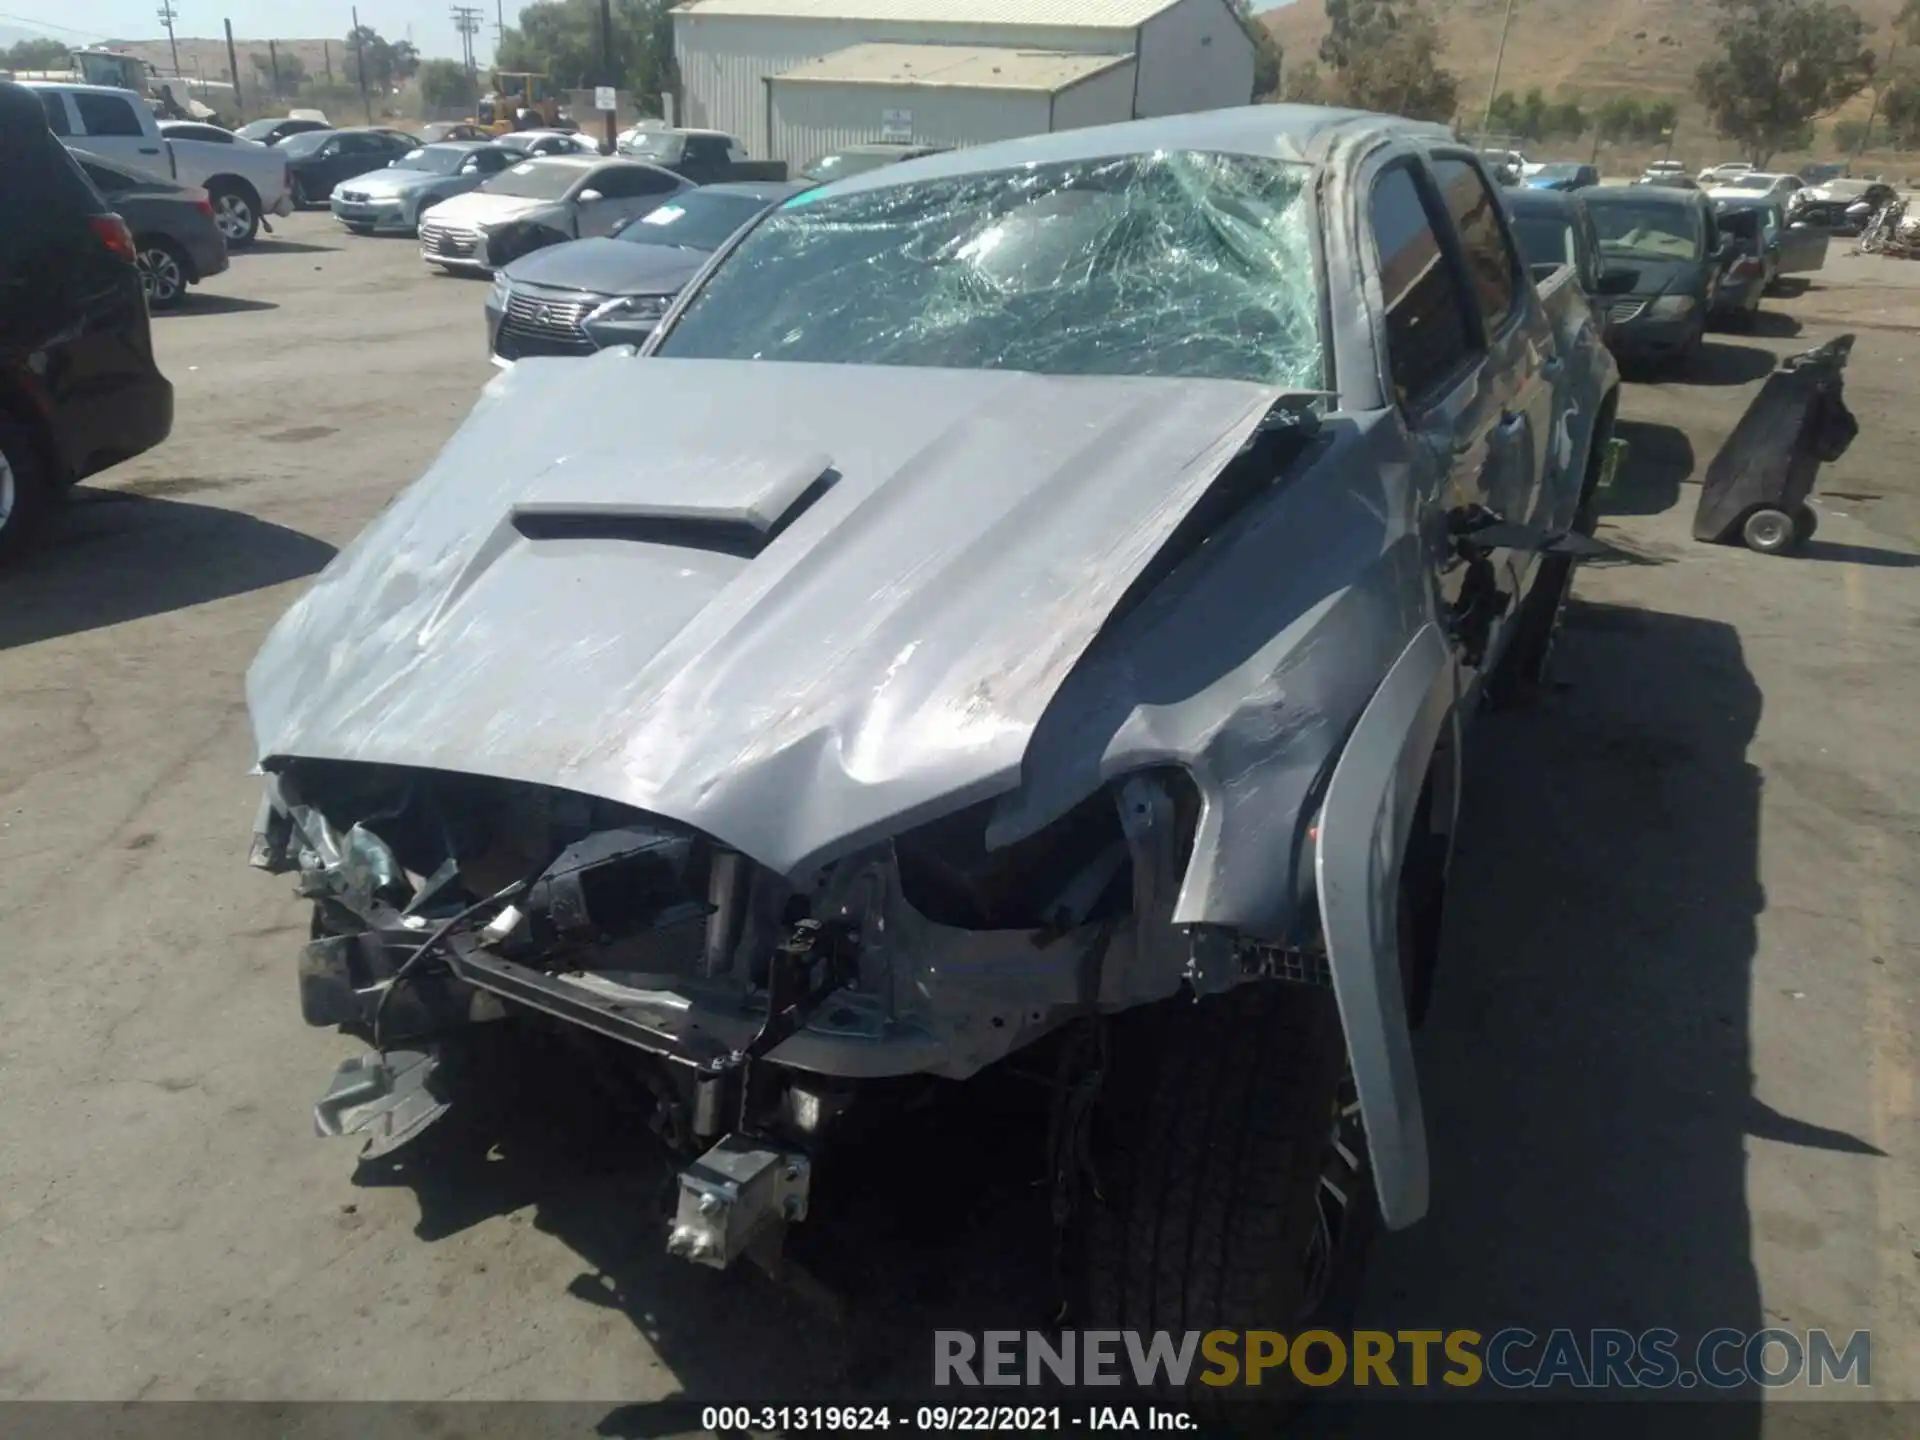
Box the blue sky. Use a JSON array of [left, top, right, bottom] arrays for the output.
[[3, 0, 1297, 67], [0, 3, 504, 65]]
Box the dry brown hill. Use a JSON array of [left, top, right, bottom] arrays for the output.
[[1262, 0, 1906, 143]]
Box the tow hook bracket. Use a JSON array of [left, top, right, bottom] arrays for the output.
[[312, 1047, 450, 1160], [667, 1134, 811, 1270]]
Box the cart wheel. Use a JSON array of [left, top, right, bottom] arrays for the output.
[[1741, 507, 1799, 555], [1793, 505, 1818, 544]]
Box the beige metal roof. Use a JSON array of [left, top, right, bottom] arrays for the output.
[[676, 0, 1179, 28], [772, 42, 1134, 92]]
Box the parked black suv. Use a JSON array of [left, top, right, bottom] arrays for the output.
[[0, 79, 173, 560]]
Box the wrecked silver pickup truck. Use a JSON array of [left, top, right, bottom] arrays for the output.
[[246, 105, 1618, 1388]]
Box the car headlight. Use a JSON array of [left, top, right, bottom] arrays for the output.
[[585, 294, 670, 326], [1647, 295, 1697, 319]]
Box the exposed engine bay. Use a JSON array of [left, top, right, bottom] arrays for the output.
[[254, 757, 1235, 1270]]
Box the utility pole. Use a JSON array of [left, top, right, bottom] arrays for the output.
[[157, 1, 182, 75], [600, 0, 617, 153], [267, 38, 281, 99], [223, 17, 243, 117], [496, 0, 506, 49], [324, 40, 333, 85], [451, 6, 484, 79], [351, 5, 373, 124], [1480, 0, 1518, 136]]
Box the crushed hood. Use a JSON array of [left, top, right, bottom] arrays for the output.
[[247, 356, 1278, 876], [424, 190, 553, 228]]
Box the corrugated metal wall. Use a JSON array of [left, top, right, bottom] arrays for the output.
[[769, 81, 1053, 165], [1135, 0, 1253, 117], [675, 13, 1135, 159], [1049, 62, 1138, 134]]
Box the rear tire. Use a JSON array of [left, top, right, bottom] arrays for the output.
[[0, 412, 55, 563], [135, 237, 189, 310], [1792, 504, 1818, 545], [208, 181, 261, 248]]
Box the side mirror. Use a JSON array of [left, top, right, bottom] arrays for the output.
[[1594, 266, 1638, 296], [577, 188, 604, 204]]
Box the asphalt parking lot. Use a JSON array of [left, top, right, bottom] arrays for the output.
[[0, 211, 1916, 1427]]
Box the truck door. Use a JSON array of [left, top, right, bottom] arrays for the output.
[[1365, 160, 1514, 693], [1427, 155, 1556, 542], [67, 89, 167, 178]]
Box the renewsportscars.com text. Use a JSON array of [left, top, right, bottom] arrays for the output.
[[933, 1328, 1872, 1391]]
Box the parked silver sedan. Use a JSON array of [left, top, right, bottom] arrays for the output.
[[330, 141, 519, 235]]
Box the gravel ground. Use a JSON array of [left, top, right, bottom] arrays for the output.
[[0, 212, 1913, 1430]]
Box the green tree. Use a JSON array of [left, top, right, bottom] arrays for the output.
[[1230, 0, 1284, 100], [1546, 98, 1588, 138], [418, 57, 476, 110], [1595, 95, 1646, 142], [345, 24, 404, 90], [1280, 60, 1328, 103], [1317, 0, 1459, 122], [496, 0, 678, 99], [4, 38, 71, 70], [251, 51, 309, 97], [1644, 99, 1679, 138], [1695, 0, 1874, 165]]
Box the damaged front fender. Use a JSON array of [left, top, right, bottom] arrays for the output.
[[1314, 620, 1458, 1231]]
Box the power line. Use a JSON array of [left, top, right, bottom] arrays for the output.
[[0, 9, 115, 40]]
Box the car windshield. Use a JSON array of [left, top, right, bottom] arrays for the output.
[[800, 149, 905, 182], [1537, 164, 1583, 179], [1586, 197, 1704, 260], [1510, 213, 1578, 269], [395, 145, 470, 175], [619, 192, 772, 251], [656, 150, 1322, 388], [278, 130, 333, 157], [1723, 175, 1777, 191], [480, 160, 583, 200], [621, 131, 685, 162], [236, 119, 283, 141]]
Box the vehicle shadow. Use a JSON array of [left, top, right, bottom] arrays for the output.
[[1604, 420, 1695, 516], [168, 293, 279, 317], [1743, 310, 1804, 339], [242, 236, 338, 255], [1684, 341, 1780, 386], [1322, 597, 1871, 1432], [0, 486, 336, 650], [1793, 539, 1920, 568]]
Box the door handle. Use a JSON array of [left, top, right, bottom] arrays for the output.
[[139, 145, 161, 154]]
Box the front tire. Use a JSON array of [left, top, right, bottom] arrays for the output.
[[208, 181, 261, 248], [0, 412, 55, 563], [1084, 981, 1373, 1429], [135, 237, 189, 310]]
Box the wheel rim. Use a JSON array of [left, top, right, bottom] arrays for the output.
[[0, 444, 15, 531], [1747, 511, 1792, 550], [215, 193, 253, 240], [138, 247, 183, 304], [1302, 1072, 1364, 1319]]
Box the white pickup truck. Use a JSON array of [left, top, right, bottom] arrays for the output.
[[23, 82, 293, 247]]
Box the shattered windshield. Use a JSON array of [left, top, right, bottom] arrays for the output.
[[1586, 196, 1704, 261], [654, 151, 1323, 387]]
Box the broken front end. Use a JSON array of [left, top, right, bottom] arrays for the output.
[[252, 758, 1214, 1270]]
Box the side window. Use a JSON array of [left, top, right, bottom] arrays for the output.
[[73, 92, 147, 138], [593, 166, 683, 199], [477, 149, 511, 173], [1430, 157, 1521, 336], [39, 91, 71, 136], [83, 162, 132, 194], [1368, 164, 1476, 407]]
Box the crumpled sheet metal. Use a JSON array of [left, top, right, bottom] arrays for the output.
[[246, 356, 1281, 879]]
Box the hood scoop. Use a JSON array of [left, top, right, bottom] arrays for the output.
[[510, 447, 838, 558]]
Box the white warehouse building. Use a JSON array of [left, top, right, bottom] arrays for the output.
[[671, 0, 1257, 167]]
